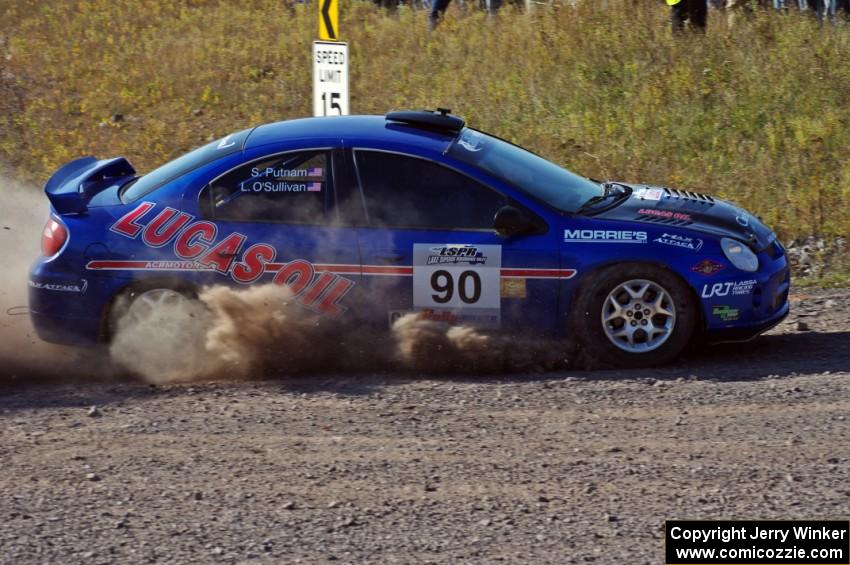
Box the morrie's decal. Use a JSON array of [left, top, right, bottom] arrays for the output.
[[654, 232, 703, 252], [639, 208, 692, 222], [701, 279, 757, 298], [691, 258, 726, 276], [96, 203, 355, 317], [564, 229, 647, 243]]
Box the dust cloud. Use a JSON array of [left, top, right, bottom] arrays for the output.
[[109, 282, 571, 384], [0, 171, 103, 382], [1, 170, 570, 385]]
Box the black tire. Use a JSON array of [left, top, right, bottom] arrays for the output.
[[569, 263, 697, 369]]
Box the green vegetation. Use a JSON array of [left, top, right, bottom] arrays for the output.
[[2, 0, 850, 240]]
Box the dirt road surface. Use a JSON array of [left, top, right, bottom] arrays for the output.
[[1, 289, 849, 564]]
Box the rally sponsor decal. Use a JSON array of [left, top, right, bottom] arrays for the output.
[[654, 232, 703, 252], [639, 208, 693, 222], [500, 278, 527, 299], [28, 279, 88, 294], [712, 305, 740, 322], [563, 229, 647, 244], [95, 202, 355, 318], [691, 258, 726, 276], [701, 279, 757, 298], [633, 187, 663, 201], [426, 245, 487, 266]]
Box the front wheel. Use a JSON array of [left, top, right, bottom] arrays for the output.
[[570, 264, 697, 369]]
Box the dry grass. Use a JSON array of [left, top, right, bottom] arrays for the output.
[[2, 0, 850, 239]]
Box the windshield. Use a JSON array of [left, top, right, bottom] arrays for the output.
[[448, 129, 602, 213], [121, 128, 252, 202]]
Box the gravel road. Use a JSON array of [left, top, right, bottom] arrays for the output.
[[1, 289, 849, 564]]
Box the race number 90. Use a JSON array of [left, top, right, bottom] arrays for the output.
[[430, 270, 482, 304]]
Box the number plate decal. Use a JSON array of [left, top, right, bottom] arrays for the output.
[[412, 244, 502, 327]]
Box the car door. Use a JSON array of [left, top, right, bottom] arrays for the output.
[[197, 147, 361, 318], [351, 148, 564, 333]]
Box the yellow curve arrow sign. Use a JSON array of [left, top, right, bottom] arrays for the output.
[[318, 0, 338, 41]]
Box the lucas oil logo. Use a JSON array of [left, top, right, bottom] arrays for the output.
[[95, 202, 355, 318], [426, 245, 487, 265], [564, 230, 647, 243]]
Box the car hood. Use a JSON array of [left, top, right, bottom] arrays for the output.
[[595, 185, 775, 250]]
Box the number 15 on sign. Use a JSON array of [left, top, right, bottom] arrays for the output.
[[312, 41, 349, 117]]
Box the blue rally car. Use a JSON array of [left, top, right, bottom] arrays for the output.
[[29, 109, 790, 368]]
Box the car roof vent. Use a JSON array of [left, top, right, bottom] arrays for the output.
[[385, 108, 465, 133]]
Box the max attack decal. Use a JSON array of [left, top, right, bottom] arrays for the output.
[[654, 233, 703, 252], [701, 279, 757, 298], [563, 230, 647, 243], [691, 259, 726, 276], [28, 279, 88, 294], [95, 202, 355, 317]]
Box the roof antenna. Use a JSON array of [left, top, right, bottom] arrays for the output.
[[435, 108, 451, 116]]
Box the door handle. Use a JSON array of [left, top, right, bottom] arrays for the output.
[[375, 254, 405, 264]]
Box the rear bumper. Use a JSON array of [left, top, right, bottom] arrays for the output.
[[29, 309, 102, 346], [28, 262, 118, 347]]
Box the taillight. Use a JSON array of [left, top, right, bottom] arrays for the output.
[[41, 216, 68, 257]]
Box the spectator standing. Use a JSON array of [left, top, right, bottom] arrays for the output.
[[669, 0, 708, 33]]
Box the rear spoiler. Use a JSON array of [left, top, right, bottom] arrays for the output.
[[45, 156, 135, 214]]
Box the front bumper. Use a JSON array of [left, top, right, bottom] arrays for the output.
[[700, 244, 791, 343]]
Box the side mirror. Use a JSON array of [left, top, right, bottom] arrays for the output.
[[493, 205, 538, 238]]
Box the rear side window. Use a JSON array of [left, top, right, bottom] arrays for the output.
[[121, 129, 252, 202], [354, 150, 506, 230], [204, 150, 330, 224]]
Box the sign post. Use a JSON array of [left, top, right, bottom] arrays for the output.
[[313, 0, 348, 117]]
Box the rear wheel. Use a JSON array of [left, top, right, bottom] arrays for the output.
[[107, 285, 210, 382], [571, 264, 697, 368]]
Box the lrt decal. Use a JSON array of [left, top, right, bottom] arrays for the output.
[[101, 202, 356, 318]]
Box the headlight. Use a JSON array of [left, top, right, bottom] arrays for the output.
[[720, 237, 759, 272]]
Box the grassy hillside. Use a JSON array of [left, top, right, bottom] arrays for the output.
[[2, 0, 850, 240]]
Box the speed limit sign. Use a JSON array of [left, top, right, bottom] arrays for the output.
[[312, 41, 349, 117]]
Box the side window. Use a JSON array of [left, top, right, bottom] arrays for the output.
[[354, 150, 506, 230], [205, 151, 330, 223]]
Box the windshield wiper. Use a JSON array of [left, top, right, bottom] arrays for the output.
[[576, 181, 632, 215]]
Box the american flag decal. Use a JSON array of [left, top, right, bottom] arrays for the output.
[[307, 167, 323, 177], [307, 182, 322, 192]]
